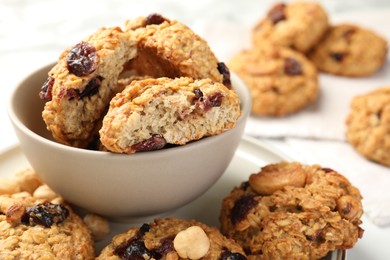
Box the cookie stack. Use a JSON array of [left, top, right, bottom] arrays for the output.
[[40, 13, 241, 153]]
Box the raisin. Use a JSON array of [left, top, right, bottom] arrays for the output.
[[340, 202, 352, 215], [24, 202, 69, 228], [131, 135, 167, 152], [267, 3, 286, 24], [139, 223, 151, 235], [321, 168, 334, 173], [217, 62, 232, 88], [114, 223, 162, 260], [240, 181, 250, 191], [376, 110, 382, 120], [120, 240, 157, 260], [114, 223, 151, 256], [330, 52, 345, 62], [146, 13, 167, 25], [203, 92, 224, 112], [67, 41, 97, 76], [343, 28, 356, 40], [154, 235, 175, 255], [220, 251, 247, 260], [231, 194, 257, 225], [306, 230, 325, 245], [79, 76, 102, 98], [194, 88, 204, 100], [39, 76, 55, 101], [63, 76, 102, 100], [284, 57, 302, 75]]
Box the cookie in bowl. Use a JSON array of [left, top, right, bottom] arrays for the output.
[[252, 1, 329, 53], [99, 77, 241, 153], [229, 43, 318, 116], [40, 26, 138, 148], [309, 24, 388, 77], [346, 87, 390, 166], [220, 162, 364, 259], [124, 13, 229, 86], [97, 217, 247, 259]]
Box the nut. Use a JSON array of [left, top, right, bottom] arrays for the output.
[[83, 214, 110, 241], [33, 185, 58, 201], [249, 162, 307, 195], [14, 169, 42, 194], [173, 226, 210, 259], [0, 195, 25, 223]]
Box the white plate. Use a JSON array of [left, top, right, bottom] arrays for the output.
[[0, 136, 343, 259]]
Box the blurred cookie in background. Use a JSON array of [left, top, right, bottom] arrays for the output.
[[309, 24, 388, 77], [229, 43, 318, 116], [252, 1, 329, 53], [346, 87, 390, 166]]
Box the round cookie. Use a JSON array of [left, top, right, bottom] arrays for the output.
[[309, 24, 388, 77], [220, 162, 364, 259], [346, 87, 390, 166], [41, 26, 138, 148], [229, 44, 318, 116], [99, 77, 241, 154], [0, 195, 94, 259], [252, 2, 329, 53], [97, 217, 247, 259], [124, 13, 229, 86]]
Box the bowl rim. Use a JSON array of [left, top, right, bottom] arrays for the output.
[[7, 62, 251, 159]]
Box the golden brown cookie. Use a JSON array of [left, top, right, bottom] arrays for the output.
[[0, 195, 94, 259], [99, 77, 241, 153], [97, 217, 247, 259], [309, 24, 388, 77], [40, 26, 138, 148], [346, 87, 390, 166], [253, 2, 329, 53], [220, 162, 364, 259], [124, 13, 228, 86], [0, 169, 94, 259], [229, 43, 318, 116]]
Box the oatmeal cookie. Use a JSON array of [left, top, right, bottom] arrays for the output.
[[0, 195, 94, 259], [229, 43, 318, 116], [309, 24, 388, 77], [252, 2, 329, 53], [40, 26, 138, 148], [99, 77, 241, 153], [97, 217, 246, 259], [220, 162, 364, 259], [346, 87, 390, 166], [124, 13, 229, 86]]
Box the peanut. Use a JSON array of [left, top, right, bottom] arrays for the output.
[[0, 195, 25, 223], [33, 185, 58, 201], [249, 162, 307, 195]]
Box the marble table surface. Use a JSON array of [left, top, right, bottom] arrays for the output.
[[1, 0, 390, 259]]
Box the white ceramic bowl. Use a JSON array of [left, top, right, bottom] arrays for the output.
[[8, 63, 251, 220]]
